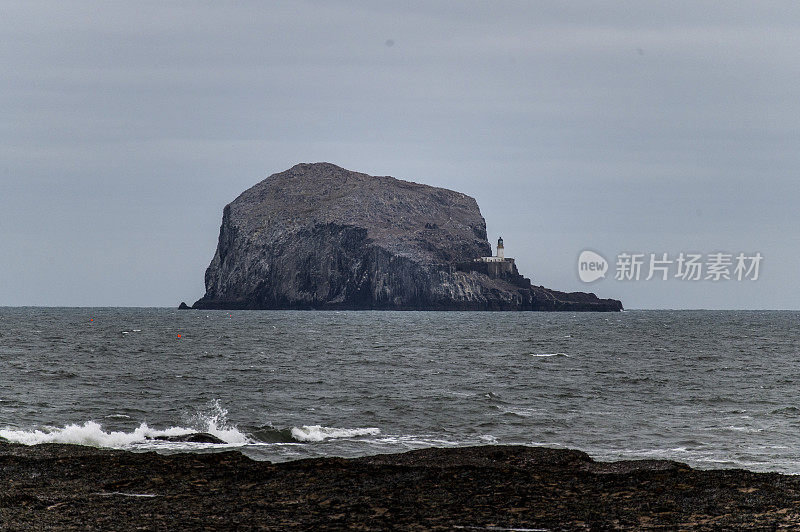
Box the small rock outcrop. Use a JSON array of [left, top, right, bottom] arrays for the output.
[[191, 163, 622, 311], [150, 433, 226, 444]]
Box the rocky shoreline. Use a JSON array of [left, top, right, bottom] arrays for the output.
[[2, 443, 799, 530]]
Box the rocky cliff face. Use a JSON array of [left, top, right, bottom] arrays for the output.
[[191, 163, 622, 311]]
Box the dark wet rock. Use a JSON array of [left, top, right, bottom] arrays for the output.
[[150, 433, 226, 444], [192, 162, 622, 311], [2, 442, 799, 529], [177, 302, 191, 310]]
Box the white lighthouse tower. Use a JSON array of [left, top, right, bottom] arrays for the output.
[[475, 235, 515, 275]]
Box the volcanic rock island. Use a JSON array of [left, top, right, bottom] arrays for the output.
[[188, 163, 622, 311]]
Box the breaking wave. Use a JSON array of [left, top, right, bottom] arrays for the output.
[[0, 421, 248, 447], [0, 422, 382, 447], [0, 401, 249, 447], [0, 401, 380, 449]]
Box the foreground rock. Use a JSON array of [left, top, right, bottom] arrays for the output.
[[2, 443, 800, 530], [149, 432, 226, 444], [192, 162, 621, 311]]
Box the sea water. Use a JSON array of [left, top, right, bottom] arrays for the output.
[[1, 308, 799, 473]]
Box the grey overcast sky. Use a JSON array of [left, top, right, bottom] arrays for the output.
[[2, 1, 798, 309]]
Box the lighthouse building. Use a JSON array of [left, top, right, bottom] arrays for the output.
[[479, 237, 510, 263], [451, 236, 520, 279], [473, 237, 515, 276]]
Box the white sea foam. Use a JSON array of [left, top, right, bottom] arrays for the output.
[[0, 400, 250, 448], [725, 425, 762, 433], [502, 407, 541, 418], [192, 400, 250, 444], [290, 425, 380, 442], [0, 422, 192, 447], [352, 434, 461, 448]]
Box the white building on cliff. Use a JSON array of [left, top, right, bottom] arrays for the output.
[[479, 237, 510, 262], [476, 237, 515, 274]]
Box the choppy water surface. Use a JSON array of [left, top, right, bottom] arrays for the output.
[[1, 309, 799, 473]]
